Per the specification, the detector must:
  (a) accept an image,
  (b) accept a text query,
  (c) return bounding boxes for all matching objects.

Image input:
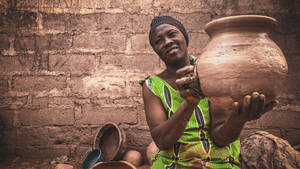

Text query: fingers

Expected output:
[249,92,265,119]
[256,94,265,115]
[232,102,239,116]
[175,76,194,88]
[237,92,276,121]
[264,100,279,112]
[181,89,200,104]
[241,95,251,117]
[176,65,194,78]
[179,88,198,98]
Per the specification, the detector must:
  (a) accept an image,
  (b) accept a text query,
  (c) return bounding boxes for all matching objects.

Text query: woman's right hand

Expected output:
[175,65,203,104]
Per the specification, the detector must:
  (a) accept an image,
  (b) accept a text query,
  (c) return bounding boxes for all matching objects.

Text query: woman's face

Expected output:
[151,24,188,66]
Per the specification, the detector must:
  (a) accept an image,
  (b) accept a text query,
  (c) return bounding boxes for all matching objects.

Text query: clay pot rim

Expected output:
[205,15,278,36]
[91,161,137,169]
[93,122,126,161]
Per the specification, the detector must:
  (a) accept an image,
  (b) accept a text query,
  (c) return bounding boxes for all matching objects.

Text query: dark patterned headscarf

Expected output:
[149,16,189,47]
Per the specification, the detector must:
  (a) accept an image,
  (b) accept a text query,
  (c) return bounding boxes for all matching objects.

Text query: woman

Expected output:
[141,16,278,169]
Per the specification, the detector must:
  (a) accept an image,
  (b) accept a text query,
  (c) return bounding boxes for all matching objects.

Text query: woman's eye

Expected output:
[155,39,162,45]
[169,32,177,37]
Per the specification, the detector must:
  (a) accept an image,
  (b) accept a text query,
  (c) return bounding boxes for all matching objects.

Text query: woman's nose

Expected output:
[164,37,173,48]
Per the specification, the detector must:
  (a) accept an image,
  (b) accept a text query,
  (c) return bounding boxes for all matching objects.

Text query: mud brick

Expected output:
[0,76,9,95]
[80,0,106,9]
[0,145,16,158]
[124,127,152,149]
[16,0,39,9]
[18,108,49,126]
[0,33,10,50]
[16,127,49,146]
[130,53,161,72]
[80,104,137,125]
[73,32,126,51]
[48,126,92,145]
[131,14,153,33]
[0,97,12,109]
[0,55,35,72]
[68,13,98,32]
[12,75,67,92]
[39,0,54,8]
[35,34,51,50]
[42,13,70,31]
[0,128,18,145]
[153,0,206,12]
[19,107,74,126]
[96,13,131,32]
[49,53,97,75]
[189,32,209,54]
[0,96,28,110]
[0,14,11,32]
[174,13,212,32]
[47,107,74,125]
[14,34,35,51]
[259,110,300,129]
[16,11,38,28]
[48,97,73,109]
[238,0,276,11]
[0,109,15,128]
[31,96,49,109]
[286,129,300,146]
[130,34,152,52]
[50,33,72,50]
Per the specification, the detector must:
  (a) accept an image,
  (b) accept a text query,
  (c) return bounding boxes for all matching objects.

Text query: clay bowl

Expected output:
[93,122,126,161]
[91,161,137,169]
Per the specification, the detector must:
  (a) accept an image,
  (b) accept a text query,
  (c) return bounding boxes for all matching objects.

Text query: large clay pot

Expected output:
[196,15,288,109]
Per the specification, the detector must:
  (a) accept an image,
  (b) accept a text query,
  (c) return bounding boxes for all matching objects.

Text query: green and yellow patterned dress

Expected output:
[145,76,240,169]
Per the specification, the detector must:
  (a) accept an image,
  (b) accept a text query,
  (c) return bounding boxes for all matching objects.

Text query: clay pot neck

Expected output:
[205,15,278,37]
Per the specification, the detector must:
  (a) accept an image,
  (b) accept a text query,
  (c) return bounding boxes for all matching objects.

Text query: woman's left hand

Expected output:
[231,92,278,122]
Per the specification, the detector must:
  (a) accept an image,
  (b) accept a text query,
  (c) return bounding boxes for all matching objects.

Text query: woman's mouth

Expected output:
[166,47,179,55]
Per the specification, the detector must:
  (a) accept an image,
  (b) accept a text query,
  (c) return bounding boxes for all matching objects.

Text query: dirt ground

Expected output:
[0,156,81,169]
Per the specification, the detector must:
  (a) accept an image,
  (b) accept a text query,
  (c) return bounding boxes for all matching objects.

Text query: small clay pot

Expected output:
[137,164,150,169]
[196,15,288,109]
[93,122,126,161]
[146,141,158,165]
[91,161,137,169]
[122,150,143,167]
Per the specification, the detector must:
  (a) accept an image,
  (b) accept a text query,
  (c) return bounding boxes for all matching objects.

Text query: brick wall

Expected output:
[0,0,299,160]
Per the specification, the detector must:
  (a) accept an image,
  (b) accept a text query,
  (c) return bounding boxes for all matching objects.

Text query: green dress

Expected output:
[145,76,240,169]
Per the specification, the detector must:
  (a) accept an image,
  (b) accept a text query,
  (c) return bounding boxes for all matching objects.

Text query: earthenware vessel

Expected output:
[122,150,143,167]
[91,161,137,169]
[196,15,288,109]
[146,141,158,165]
[93,122,126,161]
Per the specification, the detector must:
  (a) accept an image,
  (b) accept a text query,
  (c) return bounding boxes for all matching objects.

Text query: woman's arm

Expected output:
[142,83,198,150]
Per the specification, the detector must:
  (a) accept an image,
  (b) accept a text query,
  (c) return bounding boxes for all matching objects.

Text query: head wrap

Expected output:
[149,16,189,47]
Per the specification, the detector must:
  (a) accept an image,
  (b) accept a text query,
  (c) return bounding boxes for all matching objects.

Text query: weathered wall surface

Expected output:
[0,0,299,160]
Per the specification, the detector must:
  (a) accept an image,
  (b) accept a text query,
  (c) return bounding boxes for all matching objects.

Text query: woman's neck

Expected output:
[158,55,191,89]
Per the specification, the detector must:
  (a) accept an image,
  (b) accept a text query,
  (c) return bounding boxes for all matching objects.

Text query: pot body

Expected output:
[196,15,288,109]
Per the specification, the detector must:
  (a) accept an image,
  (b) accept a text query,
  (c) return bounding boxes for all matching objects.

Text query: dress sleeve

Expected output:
[145,76,161,98]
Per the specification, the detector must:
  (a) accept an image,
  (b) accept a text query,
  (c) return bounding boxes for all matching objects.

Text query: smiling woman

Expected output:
[141,15,285,169]
[141,16,243,169]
